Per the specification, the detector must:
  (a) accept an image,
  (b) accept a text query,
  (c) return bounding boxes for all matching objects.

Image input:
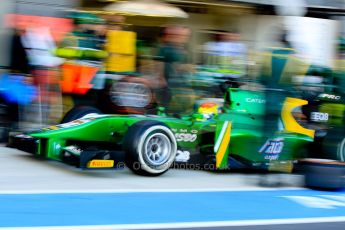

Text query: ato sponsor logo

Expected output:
[259,138,284,160]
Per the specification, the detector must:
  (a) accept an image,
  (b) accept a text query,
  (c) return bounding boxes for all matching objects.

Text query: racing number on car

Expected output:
[175,150,191,162]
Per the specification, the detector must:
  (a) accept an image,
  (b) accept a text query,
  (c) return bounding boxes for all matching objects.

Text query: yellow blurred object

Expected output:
[106,54,136,72]
[268,160,294,173]
[106,30,136,72]
[106,30,136,54]
[335,59,345,71]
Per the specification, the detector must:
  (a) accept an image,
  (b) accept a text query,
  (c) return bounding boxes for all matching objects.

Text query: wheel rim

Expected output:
[144,133,171,166]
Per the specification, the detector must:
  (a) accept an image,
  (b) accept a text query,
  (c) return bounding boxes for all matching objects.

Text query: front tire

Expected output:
[61,106,102,123]
[123,121,177,176]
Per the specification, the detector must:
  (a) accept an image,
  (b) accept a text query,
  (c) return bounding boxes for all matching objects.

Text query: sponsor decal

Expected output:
[59,119,89,128]
[87,160,114,168]
[172,129,198,142]
[246,98,266,104]
[319,93,341,100]
[43,118,96,131]
[175,133,197,142]
[310,112,329,122]
[175,150,191,162]
[64,146,82,155]
[259,138,284,160]
[172,129,198,134]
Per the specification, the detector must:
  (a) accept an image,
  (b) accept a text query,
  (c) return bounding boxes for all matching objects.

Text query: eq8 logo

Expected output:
[311,112,329,122]
[259,138,284,160]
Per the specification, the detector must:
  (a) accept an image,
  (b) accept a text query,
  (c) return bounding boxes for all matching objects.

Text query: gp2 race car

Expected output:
[10,87,317,176]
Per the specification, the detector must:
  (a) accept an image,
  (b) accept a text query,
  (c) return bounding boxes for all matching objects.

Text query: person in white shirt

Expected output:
[21,27,64,126]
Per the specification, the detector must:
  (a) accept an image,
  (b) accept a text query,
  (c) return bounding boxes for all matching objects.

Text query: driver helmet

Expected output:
[197,102,220,121]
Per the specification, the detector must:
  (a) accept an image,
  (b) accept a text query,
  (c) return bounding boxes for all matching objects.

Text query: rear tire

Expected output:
[302,159,345,190]
[61,106,102,123]
[337,137,345,162]
[123,120,177,176]
[320,127,345,161]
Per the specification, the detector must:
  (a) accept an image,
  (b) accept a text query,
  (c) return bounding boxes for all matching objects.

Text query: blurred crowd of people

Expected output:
[1,10,344,136]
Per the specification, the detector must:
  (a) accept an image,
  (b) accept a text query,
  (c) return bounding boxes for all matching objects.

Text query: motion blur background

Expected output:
[0,0,344,136]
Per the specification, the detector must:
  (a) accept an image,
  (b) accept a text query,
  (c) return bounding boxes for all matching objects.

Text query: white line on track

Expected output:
[0,187,305,195]
[1,217,345,230]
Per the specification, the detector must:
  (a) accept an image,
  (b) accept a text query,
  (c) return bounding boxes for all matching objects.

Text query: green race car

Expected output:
[10,87,316,176]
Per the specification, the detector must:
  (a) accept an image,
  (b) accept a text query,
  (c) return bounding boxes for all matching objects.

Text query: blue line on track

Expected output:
[0,189,344,227]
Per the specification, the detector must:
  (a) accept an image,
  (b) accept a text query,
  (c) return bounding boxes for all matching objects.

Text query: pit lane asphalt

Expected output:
[0,146,303,191]
[0,146,344,230]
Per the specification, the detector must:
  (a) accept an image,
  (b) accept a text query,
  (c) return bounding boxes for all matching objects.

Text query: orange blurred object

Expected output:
[60,63,98,95]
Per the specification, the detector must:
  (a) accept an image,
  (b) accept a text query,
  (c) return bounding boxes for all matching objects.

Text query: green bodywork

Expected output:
[28,88,314,172]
